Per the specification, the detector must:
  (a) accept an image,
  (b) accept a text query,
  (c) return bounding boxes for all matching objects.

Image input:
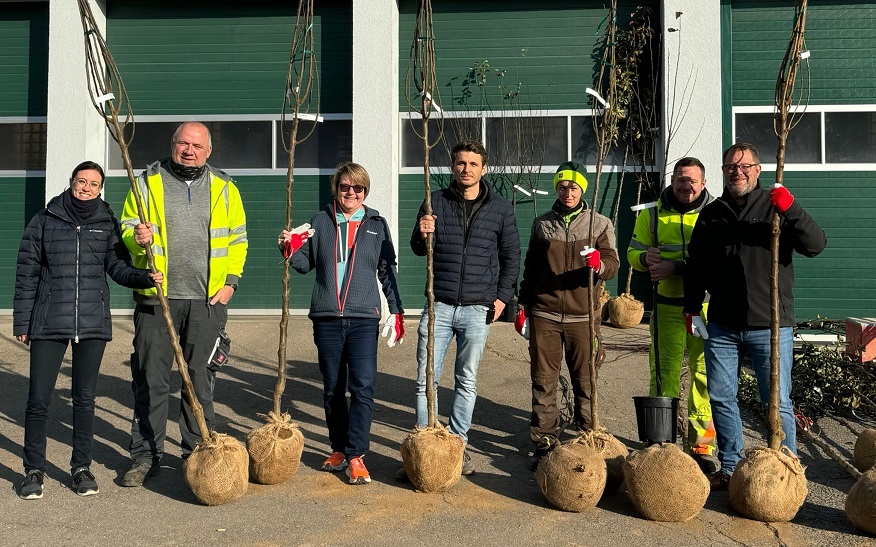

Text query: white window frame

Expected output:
[399,108,637,175]
[0,116,48,177]
[732,104,876,171]
[103,113,353,178]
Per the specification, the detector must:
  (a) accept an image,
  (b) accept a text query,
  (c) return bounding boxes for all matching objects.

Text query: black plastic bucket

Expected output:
[633,396,679,444]
[499,296,518,323]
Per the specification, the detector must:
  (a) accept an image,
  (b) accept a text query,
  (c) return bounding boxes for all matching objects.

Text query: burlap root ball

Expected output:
[623,443,709,522]
[535,441,607,512]
[846,467,876,534]
[729,446,808,522]
[246,412,305,485]
[608,293,645,329]
[400,424,465,493]
[575,429,628,493]
[598,286,611,322]
[184,433,249,506]
[854,429,876,473]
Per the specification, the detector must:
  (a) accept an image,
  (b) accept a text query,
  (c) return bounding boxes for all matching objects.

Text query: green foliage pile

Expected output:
[738,343,875,420]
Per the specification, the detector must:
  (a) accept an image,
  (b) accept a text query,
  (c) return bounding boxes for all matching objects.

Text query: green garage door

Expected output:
[104,1,352,310]
[0,3,48,309]
[397,1,657,312]
[725,1,876,320]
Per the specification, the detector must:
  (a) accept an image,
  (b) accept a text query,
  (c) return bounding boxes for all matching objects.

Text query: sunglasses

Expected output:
[338,183,366,194]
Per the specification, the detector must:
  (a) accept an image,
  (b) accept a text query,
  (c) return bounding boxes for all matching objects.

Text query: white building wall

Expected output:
[45,0,108,200]
[661,2,724,196]
[352,0,400,243]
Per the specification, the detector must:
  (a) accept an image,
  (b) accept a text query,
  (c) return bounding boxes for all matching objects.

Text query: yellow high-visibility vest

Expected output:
[120,162,247,299]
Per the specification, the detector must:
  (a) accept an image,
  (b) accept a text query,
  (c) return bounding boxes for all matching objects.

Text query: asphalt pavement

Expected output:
[0,315,871,547]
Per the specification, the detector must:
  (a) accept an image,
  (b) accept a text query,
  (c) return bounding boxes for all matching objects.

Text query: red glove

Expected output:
[381,313,405,347]
[515,308,530,340]
[279,223,315,259]
[580,246,601,270]
[684,313,709,340]
[770,184,794,213]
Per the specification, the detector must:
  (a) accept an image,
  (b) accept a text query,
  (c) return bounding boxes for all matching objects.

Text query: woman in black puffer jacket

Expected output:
[13,161,161,500]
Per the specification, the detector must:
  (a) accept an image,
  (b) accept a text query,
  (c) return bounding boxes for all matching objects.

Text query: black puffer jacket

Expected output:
[13,191,155,341]
[410,180,520,306]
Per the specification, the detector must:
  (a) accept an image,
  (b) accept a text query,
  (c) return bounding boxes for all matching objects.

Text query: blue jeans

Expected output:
[704,322,796,474]
[312,317,379,460]
[415,302,491,444]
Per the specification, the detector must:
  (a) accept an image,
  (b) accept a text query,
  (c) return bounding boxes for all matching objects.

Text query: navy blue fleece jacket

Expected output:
[291,202,403,319]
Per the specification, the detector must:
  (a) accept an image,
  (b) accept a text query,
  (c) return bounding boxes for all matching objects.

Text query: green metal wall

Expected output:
[2,177,48,309]
[398,0,656,111]
[106,0,352,114]
[104,174,329,310]
[100,1,352,310]
[728,0,876,106]
[725,1,876,320]
[0,4,48,309]
[397,0,657,311]
[0,2,48,117]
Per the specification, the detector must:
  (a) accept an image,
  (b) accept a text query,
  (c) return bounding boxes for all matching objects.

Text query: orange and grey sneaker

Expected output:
[345,456,371,485]
[321,451,347,472]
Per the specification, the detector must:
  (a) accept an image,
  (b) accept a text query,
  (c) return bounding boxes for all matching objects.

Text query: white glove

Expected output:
[580,246,601,270]
[686,313,710,340]
[381,313,405,347]
[279,223,315,259]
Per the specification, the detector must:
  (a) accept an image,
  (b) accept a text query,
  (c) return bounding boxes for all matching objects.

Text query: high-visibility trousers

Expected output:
[649,302,716,455]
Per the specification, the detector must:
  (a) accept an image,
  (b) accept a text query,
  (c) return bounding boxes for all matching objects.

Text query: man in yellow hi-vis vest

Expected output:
[119,122,247,487]
[627,157,718,475]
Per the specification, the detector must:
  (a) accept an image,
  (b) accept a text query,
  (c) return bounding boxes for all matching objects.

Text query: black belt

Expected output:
[656,295,685,307]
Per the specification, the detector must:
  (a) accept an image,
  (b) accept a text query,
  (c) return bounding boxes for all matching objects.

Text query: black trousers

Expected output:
[128,300,225,462]
[24,339,107,474]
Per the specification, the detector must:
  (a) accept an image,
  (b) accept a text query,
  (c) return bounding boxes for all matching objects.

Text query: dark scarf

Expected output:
[169,160,207,181]
[551,198,585,217]
[62,188,101,225]
[665,188,706,214]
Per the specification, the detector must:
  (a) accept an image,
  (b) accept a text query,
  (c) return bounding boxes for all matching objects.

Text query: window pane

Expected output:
[276,119,352,169]
[0,123,46,170]
[570,117,625,165]
[825,112,876,163]
[734,113,820,163]
[402,118,481,168]
[111,121,273,170]
[208,121,272,168]
[486,117,567,166]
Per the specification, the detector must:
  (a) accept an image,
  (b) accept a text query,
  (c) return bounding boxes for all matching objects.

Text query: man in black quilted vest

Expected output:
[408,140,520,475]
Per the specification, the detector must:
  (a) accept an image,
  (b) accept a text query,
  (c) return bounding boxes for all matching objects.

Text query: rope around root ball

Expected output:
[400,424,464,493]
[184,433,249,506]
[247,411,304,485]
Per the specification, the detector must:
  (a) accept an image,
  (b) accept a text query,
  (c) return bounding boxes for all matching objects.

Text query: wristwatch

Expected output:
[226,283,238,291]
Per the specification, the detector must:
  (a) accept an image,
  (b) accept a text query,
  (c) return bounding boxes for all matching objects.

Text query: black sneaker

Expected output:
[394,466,409,482]
[709,471,732,491]
[72,467,99,496]
[461,451,475,476]
[693,453,721,476]
[19,470,44,500]
[529,437,558,471]
[121,460,160,487]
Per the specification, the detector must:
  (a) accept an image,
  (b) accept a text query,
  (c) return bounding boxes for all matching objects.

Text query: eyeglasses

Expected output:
[721,163,759,174]
[73,178,101,190]
[338,184,366,194]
